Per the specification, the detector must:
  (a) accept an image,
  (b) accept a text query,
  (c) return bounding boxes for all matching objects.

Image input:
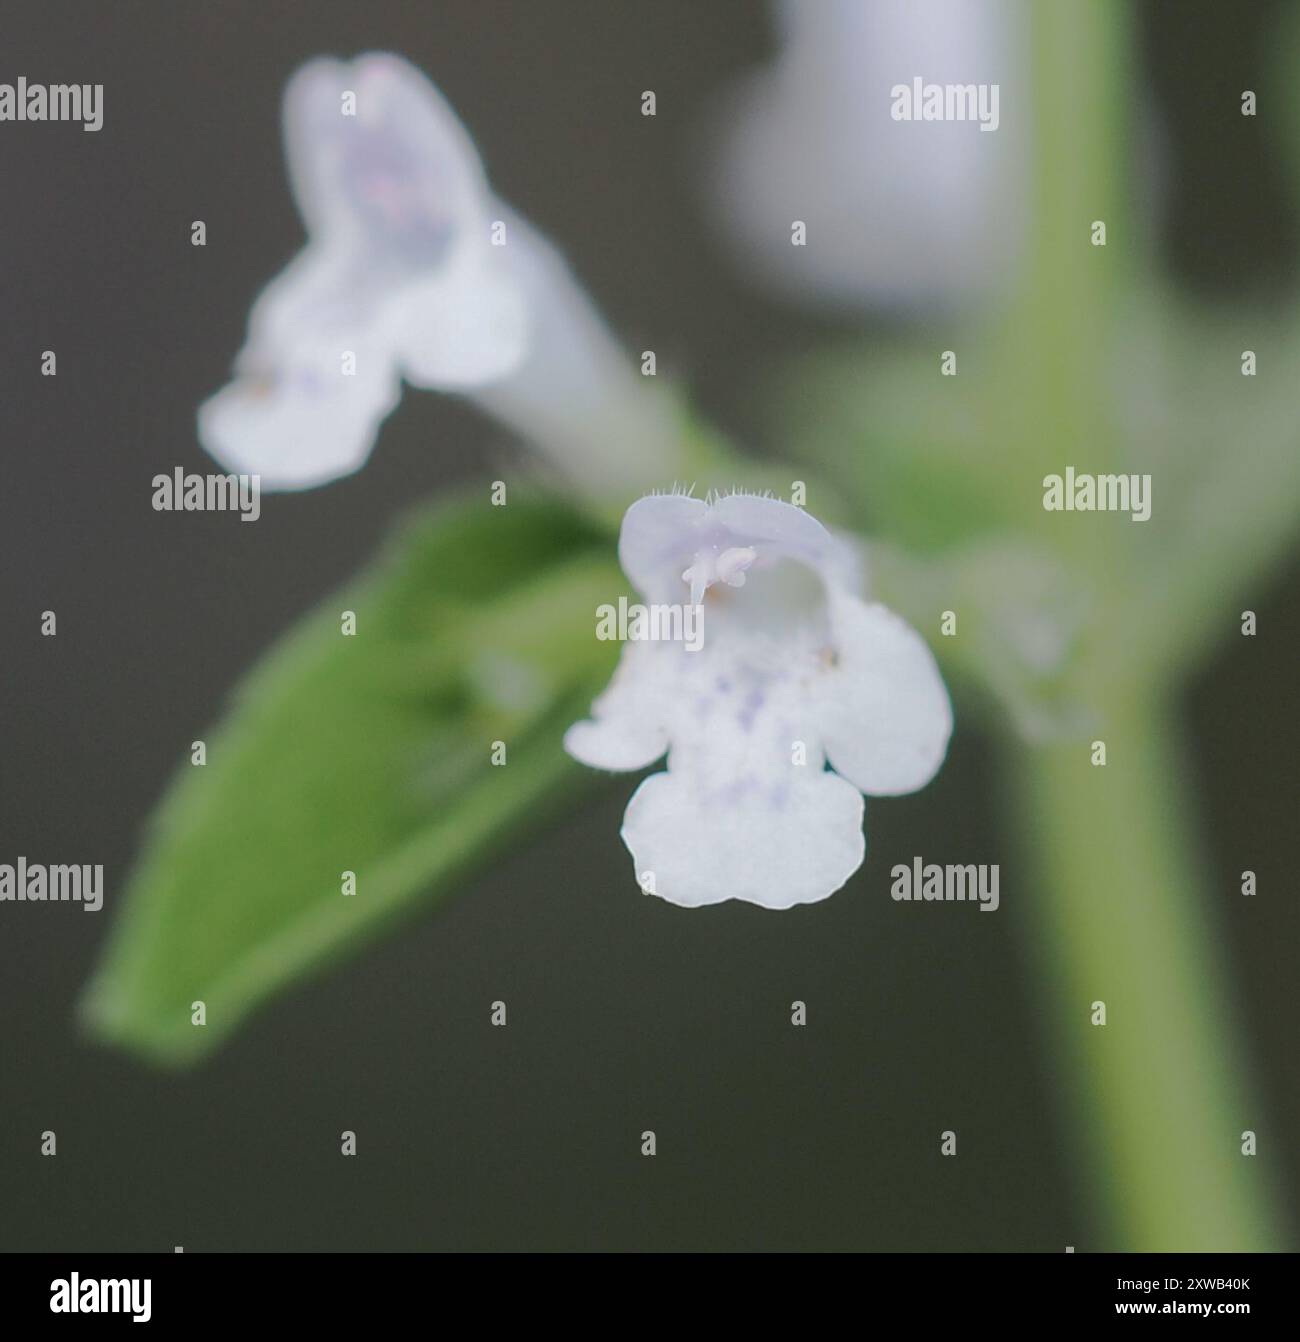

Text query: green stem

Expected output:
[998,0,1130,537]
[1012,691,1283,1249]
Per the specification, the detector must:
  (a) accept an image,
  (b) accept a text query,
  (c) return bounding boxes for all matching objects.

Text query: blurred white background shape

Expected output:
[706,0,1030,314]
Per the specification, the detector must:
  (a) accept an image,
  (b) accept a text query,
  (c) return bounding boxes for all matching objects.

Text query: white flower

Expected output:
[565,493,952,908]
[706,0,1027,313]
[200,53,676,493]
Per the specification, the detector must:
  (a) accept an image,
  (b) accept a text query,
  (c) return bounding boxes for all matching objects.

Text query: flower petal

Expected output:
[617,494,710,600]
[818,589,953,795]
[563,641,671,771]
[573,606,870,907]
[711,492,837,574]
[622,767,865,908]
[617,491,845,606]
[198,337,400,490]
[284,53,488,264]
[199,240,404,488]
[389,248,528,390]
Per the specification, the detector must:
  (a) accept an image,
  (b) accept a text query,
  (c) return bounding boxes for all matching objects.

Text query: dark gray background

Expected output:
[1,0,1296,1251]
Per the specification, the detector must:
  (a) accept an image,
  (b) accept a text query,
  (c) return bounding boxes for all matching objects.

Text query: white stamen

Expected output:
[716,546,757,587]
[681,553,711,606]
[682,544,759,604]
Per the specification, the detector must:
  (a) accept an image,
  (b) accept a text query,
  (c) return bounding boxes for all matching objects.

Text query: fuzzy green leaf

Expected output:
[80,493,621,1064]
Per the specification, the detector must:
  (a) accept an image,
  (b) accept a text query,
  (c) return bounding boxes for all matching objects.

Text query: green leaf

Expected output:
[80,492,622,1065]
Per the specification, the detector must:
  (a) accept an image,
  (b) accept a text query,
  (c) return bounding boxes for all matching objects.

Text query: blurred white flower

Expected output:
[706,0,1028,313]
[565,493,952,908]
[200,53,675,493]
